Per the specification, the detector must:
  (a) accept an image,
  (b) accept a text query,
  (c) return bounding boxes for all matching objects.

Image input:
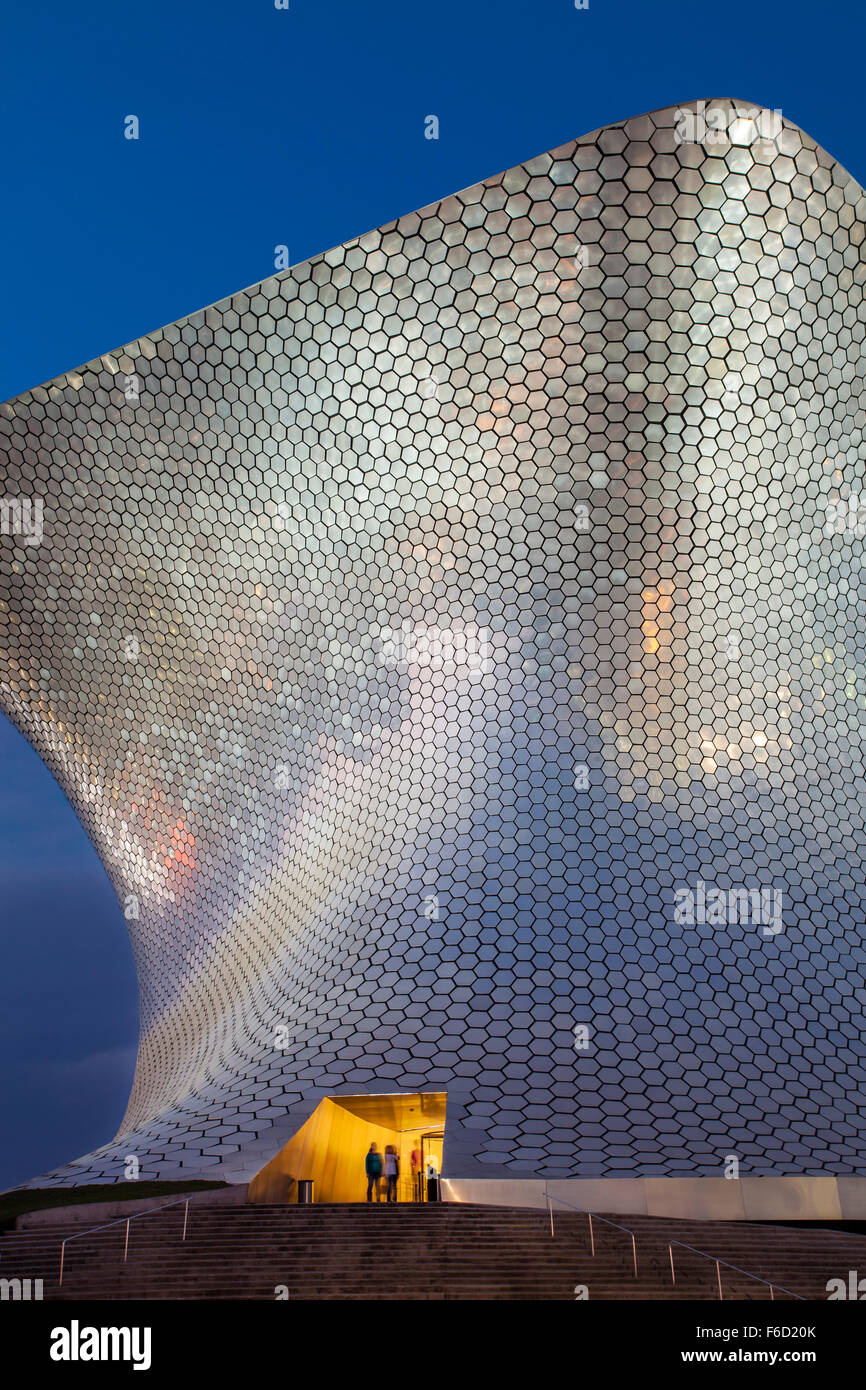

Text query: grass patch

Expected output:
[0,1180,230,1233]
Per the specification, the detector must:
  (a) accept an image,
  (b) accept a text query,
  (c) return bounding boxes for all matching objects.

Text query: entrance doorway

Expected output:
[419,1129,444,1202]
[248,1091,447,1204]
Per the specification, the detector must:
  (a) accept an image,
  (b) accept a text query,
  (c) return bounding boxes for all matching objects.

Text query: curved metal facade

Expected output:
[2,99,865,1185]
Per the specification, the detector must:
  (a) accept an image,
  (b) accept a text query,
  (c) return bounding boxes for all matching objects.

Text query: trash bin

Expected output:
[297,1179,314,1204]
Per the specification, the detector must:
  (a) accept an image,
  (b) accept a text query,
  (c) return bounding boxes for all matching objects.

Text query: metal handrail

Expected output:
[545,1188,638,1276]
[667,1237,806,1302]
[543,1187,806,1300]
[58,1195,192,1286]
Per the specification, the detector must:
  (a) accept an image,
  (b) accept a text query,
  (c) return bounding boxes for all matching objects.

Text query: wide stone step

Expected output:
[3,1202,860,1300]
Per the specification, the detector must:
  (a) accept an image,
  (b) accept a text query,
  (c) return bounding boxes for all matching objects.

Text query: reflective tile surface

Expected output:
[2,99,865,1184]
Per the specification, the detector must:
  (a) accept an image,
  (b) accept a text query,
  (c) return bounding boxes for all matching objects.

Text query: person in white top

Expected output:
[384,1144,400,1202]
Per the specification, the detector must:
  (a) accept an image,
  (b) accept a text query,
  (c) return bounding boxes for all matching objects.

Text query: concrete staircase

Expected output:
[2,1202,864,1300]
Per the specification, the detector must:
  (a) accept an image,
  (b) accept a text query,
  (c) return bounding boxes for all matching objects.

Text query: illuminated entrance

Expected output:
[248,1092,447,1203]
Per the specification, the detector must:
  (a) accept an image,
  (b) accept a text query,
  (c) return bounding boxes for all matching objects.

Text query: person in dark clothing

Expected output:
[384,1144,400,1202]
[365,1142,383,1202]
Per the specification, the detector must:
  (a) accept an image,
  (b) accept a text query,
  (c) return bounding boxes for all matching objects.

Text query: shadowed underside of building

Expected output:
[2,98,865,1206]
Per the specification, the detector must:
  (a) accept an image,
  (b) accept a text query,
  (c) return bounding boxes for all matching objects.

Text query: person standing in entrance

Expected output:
[410,1146,422,1202]
[365,1142,383,1202]
[384,1144,400,1202]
